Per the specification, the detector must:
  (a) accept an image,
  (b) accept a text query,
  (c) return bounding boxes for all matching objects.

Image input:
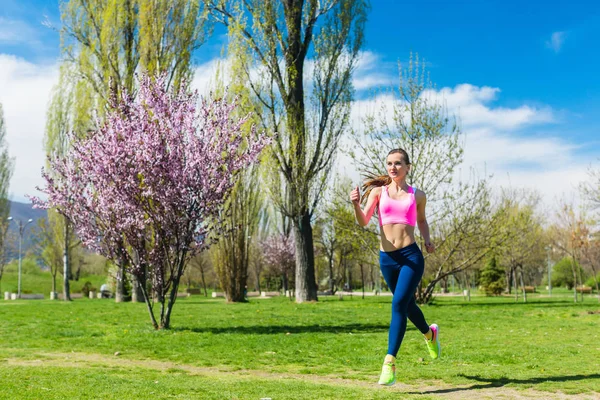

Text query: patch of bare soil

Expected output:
[5,352,599,399]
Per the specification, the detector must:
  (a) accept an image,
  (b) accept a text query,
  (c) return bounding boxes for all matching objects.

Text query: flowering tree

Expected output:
[261,233,295,294]
[33,74,270,329]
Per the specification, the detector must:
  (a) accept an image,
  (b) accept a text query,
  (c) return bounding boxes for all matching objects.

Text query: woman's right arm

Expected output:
[350,186,381,227]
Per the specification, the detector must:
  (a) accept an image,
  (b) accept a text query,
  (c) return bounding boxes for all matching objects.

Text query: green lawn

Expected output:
[0,270,106,295]
[0,293,599,399]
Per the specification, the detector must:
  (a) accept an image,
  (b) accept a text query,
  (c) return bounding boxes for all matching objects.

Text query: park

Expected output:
[1,0,600,399]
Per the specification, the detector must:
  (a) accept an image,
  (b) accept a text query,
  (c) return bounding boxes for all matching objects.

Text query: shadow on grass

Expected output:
[441,300,596,308]
[407,373,600,395]
[172,322,391,335]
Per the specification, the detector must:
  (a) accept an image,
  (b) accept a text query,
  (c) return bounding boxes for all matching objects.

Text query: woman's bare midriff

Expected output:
[380,223,415,252]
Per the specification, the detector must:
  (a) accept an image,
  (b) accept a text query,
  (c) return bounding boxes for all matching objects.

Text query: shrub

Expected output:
[479,256,505,296]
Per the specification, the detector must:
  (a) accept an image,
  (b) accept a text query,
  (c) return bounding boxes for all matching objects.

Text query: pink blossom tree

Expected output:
[261,233,295,295]
[33,74,270,329]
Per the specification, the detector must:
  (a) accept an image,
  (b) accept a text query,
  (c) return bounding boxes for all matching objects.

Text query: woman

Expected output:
[350,148,441,386]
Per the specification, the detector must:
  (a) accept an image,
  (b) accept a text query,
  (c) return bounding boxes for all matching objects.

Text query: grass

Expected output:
[0,291,599,399]
[0,270,106,295]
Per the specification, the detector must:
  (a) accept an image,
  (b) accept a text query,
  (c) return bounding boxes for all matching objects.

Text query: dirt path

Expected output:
[5,352,599,400]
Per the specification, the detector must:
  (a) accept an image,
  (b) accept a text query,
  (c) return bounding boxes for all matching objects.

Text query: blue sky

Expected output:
[0,0,599,205]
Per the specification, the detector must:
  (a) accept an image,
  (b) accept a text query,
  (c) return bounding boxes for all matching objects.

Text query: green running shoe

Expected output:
[425,323,441,359]
[377,362,396,386]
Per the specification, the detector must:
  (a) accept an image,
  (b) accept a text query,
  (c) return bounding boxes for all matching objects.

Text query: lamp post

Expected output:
[8,217,33,298]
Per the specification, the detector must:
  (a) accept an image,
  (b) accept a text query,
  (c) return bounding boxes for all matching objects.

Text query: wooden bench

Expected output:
[523,286,536,293]
[186,288,202,295]
[577,286,593,294]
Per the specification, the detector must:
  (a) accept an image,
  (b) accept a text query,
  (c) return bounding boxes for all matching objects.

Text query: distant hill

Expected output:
[5,200,48,260]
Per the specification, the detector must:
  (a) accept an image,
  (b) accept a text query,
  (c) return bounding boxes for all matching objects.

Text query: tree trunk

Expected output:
[63,221,71,301]
[131,274,145,302]
[513,266,518,302]
[294,212,318,302]
[360,263,365,299]
[200,262,208,297]
[571,259,578,303]
[136,270,158,330]
[328,252,334,294]
[115,259,126,303]
[578,263,584,302]
[519,266,527,303]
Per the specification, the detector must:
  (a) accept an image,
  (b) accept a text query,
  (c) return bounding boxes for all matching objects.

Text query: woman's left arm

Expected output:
[416,190,435,253]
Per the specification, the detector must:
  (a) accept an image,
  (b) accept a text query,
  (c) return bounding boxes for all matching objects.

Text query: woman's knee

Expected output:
[391,296,411,314]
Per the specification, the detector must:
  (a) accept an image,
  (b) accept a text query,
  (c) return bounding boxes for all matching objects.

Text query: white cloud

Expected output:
[546,31,567,53]
[425,84,555,130]
[0,54,58,203]
[341,82,589,209]
[0,17,41,46]
[352,51,395,91]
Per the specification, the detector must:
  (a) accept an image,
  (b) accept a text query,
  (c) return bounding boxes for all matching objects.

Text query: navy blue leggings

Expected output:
[380,242,430,357]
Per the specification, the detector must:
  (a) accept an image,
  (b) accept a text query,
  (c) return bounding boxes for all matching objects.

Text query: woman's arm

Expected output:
[351,186,381,227]
[416,190,435,253]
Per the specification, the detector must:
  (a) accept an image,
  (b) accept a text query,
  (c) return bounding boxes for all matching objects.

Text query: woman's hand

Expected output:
[424,241,435,253]
[350,186,360,205]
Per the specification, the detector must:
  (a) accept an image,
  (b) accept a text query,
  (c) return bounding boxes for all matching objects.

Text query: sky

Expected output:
[0,0,599,210]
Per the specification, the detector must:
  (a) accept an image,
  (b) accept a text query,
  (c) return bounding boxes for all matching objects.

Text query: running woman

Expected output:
[350,148,441,386]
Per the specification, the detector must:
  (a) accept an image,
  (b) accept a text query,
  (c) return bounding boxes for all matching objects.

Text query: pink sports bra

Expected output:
[378,185,417,227]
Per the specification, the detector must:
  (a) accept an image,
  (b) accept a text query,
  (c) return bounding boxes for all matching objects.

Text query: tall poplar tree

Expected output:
[206,0,370,302]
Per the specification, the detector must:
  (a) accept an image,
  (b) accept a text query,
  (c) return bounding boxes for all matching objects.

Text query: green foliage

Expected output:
[479,256,505,296]
[584,272,600,289]
[4,255,42,275]
[552,257,584,289]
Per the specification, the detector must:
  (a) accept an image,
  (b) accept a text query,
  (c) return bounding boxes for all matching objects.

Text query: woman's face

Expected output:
[386,153,409,179]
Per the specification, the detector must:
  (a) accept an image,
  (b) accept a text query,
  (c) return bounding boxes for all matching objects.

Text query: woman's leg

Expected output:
[407,296,430,334]
[386,259,424,357]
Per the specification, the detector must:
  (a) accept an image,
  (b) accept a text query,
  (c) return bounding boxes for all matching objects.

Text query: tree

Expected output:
[0,103,14,295]
[206,0,369,302]
[479,256,504,296]
[551,203,590,302]
[34,75,270,329]
[184,250,211,296]
[261,233,295,296]
[580,230,600,301]
[48,0,212,301]
[35,212,63,297]
[495,189,546,302]
[551,257,583,290]
[213,167,264,302]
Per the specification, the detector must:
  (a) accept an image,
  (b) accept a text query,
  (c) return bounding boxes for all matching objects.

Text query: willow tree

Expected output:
[206,0,369,302]
[0,103,13,295]
[45,0,211,301]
